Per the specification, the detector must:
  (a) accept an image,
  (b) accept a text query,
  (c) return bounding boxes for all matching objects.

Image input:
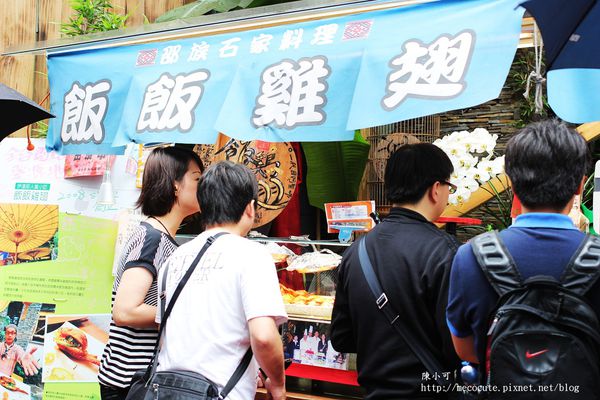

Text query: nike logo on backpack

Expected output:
[525,349,548,359]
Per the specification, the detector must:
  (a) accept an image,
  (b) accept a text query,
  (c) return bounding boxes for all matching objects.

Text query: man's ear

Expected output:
[576,176,586,195]
[244,200,256,219]
[429,181,441,203]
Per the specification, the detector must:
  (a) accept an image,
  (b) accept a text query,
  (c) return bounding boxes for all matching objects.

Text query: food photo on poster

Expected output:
[0,301,56,400]
[42,315,110,383]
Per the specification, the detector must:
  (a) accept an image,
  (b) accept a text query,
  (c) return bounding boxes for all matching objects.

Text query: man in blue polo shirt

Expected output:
[446,119,598,368]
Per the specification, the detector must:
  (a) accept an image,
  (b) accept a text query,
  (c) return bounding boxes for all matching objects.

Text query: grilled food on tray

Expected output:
[279,284,334,306]
[54,327,100,365]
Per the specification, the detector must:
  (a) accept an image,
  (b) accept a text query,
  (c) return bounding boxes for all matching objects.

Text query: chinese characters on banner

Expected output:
[46,0,524,155]
[137,70,210,132]
[253,57,330,129]
[61,81,111,146]
[382,31,474,110]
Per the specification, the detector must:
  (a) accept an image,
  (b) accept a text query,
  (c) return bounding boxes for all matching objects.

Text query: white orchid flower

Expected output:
[458,154,478,169]
[473,163,492,183]
[490,155,505,175]
[451,186,474,204]
[434,127,505,204]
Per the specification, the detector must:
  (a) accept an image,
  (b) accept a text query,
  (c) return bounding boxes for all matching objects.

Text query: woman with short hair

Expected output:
[98,146,203,400]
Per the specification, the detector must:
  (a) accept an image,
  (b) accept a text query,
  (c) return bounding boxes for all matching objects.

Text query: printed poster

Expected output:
[324,200,376,233]
[64,155,115,178]
[0,301,56,400]
[0,138,139,220]
[0,213,117,399]
[282,320,349,370]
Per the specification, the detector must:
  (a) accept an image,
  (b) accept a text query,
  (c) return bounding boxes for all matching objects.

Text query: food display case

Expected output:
[250,236,363,399]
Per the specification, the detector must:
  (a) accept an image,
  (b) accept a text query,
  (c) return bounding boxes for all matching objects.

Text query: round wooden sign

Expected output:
[193,143,216,170]
[195,136,297,228]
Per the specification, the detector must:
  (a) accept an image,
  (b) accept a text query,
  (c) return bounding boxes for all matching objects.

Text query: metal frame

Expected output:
[2,0,436,56]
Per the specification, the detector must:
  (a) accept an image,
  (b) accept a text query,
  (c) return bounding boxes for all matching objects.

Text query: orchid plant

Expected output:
[434,128,505,205]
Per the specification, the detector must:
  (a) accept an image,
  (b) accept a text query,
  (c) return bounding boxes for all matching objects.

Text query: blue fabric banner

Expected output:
[46,0,524,155]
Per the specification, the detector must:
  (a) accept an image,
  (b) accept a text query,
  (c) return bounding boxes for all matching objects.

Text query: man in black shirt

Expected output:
[331,143,461,399]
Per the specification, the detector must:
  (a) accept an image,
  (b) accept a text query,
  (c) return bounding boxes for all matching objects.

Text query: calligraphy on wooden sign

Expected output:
[194,134,297,227]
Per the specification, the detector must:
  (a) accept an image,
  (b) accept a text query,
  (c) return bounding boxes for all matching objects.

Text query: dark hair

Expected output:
[385,143,453,204]
[505,119,591,211]
[198,161,258,227]
[136,146,204,216]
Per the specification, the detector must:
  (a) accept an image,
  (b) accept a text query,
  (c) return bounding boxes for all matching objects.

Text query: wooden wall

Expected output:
[0,0,195,137]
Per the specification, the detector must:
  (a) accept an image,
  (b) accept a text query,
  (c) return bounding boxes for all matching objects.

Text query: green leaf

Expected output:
[155,0,221,23]
[582,203,596,235]
[302,131,370,210]
[245,0,298,7]
[213,0,246,12]
[155,0,301,23]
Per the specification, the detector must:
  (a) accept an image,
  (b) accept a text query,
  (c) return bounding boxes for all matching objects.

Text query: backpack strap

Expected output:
[560,234,600,296]
[471,231,522,296]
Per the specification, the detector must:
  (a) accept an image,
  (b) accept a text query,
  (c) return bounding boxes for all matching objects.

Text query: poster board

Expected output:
[324,201,376,233]
[0,136,120,399]
[0,139,139,220]
[0,213,116,399]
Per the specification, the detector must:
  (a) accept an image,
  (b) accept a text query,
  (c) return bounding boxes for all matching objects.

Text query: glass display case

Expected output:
[249,236,363,399]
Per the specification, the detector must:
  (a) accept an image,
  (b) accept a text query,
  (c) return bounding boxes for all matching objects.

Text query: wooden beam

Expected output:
[578,121,600,142]
[441,174,510,219]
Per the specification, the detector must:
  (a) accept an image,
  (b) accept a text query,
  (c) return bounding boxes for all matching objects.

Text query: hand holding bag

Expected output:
[126,232,253,400]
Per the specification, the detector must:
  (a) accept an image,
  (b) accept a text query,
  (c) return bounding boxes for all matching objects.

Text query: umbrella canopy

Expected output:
[521,0,600,123]
[18,247,51,261]
[0,204,58,257]
[0,83,55,140]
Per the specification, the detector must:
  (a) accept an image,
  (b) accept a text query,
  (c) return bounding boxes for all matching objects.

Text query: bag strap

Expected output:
[357,237,449,387]
[560,234,600,295]
[145,232,228,380]
[219,348,253,399]
[471,231,522,296]
[145,232,253,398]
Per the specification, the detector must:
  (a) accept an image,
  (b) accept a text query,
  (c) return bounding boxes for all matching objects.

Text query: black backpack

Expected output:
[471,231,600,400]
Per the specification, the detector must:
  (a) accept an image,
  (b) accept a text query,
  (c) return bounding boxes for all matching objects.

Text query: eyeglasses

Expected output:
[442,181,457,194]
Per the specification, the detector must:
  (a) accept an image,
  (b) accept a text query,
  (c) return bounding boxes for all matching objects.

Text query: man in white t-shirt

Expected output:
[157,161,287,400]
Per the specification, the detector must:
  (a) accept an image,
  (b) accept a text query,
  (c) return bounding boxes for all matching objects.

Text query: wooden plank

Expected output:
[578,121,600,142]
[0,0,38,138]
[33,0,67,106]
[123,0,147,28]
[144,0,197,23]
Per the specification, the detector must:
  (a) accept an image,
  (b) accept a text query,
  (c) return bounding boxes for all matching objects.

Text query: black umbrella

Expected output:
[0,83,55,141]
[520,0,600,123]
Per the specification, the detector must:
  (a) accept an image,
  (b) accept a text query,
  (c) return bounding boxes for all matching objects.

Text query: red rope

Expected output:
[26,91,51,152]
